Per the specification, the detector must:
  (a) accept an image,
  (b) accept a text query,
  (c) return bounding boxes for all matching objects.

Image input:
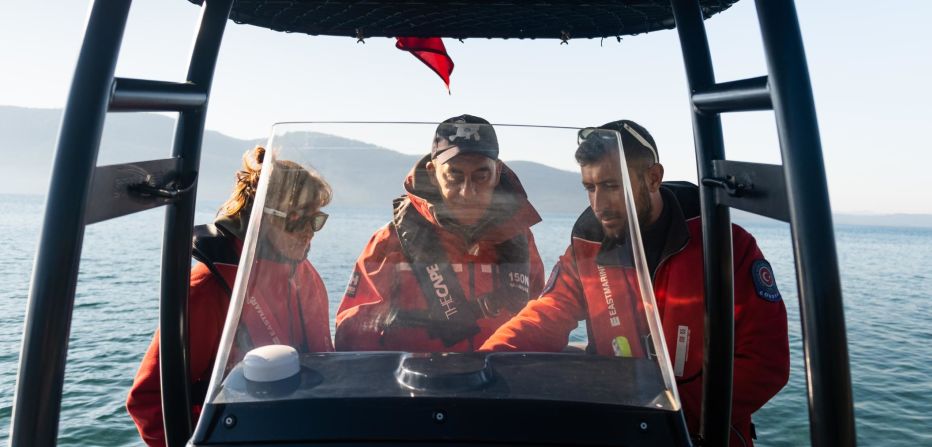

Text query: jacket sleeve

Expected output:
[334,225,400,351]
[730,226,791,421]
[126,264,229,446]
[126,329,167,447]
[525,229,546,298]
[479,245,587,352]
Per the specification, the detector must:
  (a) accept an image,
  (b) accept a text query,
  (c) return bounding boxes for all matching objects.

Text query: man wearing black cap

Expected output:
[481,120,790,446]
[334,115,546,352]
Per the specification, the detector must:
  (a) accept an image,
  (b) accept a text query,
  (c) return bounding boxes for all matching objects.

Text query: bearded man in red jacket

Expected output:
[480,120,789,447]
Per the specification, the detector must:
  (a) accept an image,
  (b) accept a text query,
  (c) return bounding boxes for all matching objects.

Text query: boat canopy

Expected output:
[185,0,739,39]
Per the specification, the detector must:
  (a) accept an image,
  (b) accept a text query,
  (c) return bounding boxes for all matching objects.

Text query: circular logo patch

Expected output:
[751,259,781,302]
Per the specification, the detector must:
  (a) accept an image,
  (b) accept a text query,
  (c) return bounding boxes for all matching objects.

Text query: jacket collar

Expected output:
[215,209,249,241]
[572,186,691,267]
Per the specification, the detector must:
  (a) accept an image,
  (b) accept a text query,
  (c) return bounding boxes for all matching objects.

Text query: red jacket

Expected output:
[481,187,789,446]
[126,227,332,447]
[334,157,545,352]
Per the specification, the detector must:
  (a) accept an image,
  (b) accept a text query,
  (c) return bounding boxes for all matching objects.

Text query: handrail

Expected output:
[159,1,234,446]
[670,1,736,444]
[755,1,856,445]
[109,77,207,112]
[692,76,772,113]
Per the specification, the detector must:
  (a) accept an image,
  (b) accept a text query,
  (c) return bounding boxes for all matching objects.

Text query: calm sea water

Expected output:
[1,193,930,446]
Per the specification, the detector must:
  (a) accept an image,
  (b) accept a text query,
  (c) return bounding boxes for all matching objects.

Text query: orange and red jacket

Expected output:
[126,226,332,447]
[481,187,789,446]
[334,156,546,352]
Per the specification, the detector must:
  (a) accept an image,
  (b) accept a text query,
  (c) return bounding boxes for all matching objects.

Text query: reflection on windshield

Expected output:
[205,119,680,413]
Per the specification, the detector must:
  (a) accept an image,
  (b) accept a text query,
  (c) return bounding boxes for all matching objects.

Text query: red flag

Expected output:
[395,37,454,93]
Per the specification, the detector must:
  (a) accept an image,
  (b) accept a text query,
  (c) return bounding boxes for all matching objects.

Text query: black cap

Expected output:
[431,114,499,164]
[596,119,658,163]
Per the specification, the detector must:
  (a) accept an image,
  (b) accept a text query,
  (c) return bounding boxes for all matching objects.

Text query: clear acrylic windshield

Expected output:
[205,122,680,413]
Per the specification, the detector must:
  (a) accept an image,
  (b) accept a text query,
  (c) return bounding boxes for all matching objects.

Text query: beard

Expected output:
[603,177,653,240]
[635,178,653,230]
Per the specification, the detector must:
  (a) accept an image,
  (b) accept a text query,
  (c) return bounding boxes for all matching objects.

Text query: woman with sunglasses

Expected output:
[126,146,334,447]
[237,158,334,354]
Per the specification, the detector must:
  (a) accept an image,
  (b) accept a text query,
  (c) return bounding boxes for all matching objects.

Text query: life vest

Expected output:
[334,156,545,353]
[189,223,243,405]
[388,198,531,347]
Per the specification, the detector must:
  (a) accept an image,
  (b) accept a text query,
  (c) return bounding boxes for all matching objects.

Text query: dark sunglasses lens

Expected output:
[282,212,326,233]
[312,213,328,232]
[282,211,307,233]
[577,127,596,144]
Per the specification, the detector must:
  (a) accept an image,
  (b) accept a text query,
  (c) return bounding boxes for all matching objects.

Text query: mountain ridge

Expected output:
[5,105,931,228]
[1,105,586,213]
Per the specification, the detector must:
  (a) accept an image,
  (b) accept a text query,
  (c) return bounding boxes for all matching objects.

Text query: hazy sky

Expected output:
[1,0,930,214]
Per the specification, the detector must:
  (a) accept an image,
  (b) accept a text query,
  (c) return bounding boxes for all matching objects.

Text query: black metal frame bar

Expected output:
[754,1,856,445]
[692,76,772,114]
[9,1,134,446]
[9,0,233,445]
[672,0,856,446]
[109,77,208,112]
[669,1,735,446]
[159,1,233,446]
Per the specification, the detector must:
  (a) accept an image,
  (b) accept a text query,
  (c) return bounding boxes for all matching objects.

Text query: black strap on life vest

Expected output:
[390,198,531,347]
[190,223,253,404]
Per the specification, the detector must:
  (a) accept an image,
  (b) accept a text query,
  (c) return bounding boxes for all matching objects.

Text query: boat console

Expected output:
[195,352,688,445]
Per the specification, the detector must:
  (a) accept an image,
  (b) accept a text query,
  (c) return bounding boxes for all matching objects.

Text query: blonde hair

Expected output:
[220,146,265,218]
[220,146,333,218]
[266,159,333,211]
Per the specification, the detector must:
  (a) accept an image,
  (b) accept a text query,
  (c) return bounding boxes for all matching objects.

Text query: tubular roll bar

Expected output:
[692,76,772,114]
[9,2,134,445]
[109,77,208,112]
[755,1,856,445]
[160,2,233,445]
[8,0,233,446]
[669,2,735,445]
[671,0,856,446]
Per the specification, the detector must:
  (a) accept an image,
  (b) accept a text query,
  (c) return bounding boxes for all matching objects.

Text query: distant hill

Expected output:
[5,106,930,229]
[1,106,586,214]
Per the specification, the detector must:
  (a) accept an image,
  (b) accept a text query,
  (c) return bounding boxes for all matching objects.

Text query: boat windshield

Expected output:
[204,121,680,416]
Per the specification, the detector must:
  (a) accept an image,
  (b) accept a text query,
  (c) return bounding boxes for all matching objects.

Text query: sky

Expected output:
[1,0,930,214]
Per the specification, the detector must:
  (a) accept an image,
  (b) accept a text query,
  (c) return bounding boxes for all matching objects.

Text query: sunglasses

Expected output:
[263,207,328,233]
[577,124,658,164]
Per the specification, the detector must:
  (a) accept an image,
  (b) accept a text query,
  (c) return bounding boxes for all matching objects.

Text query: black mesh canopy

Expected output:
[187,0,739,39]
